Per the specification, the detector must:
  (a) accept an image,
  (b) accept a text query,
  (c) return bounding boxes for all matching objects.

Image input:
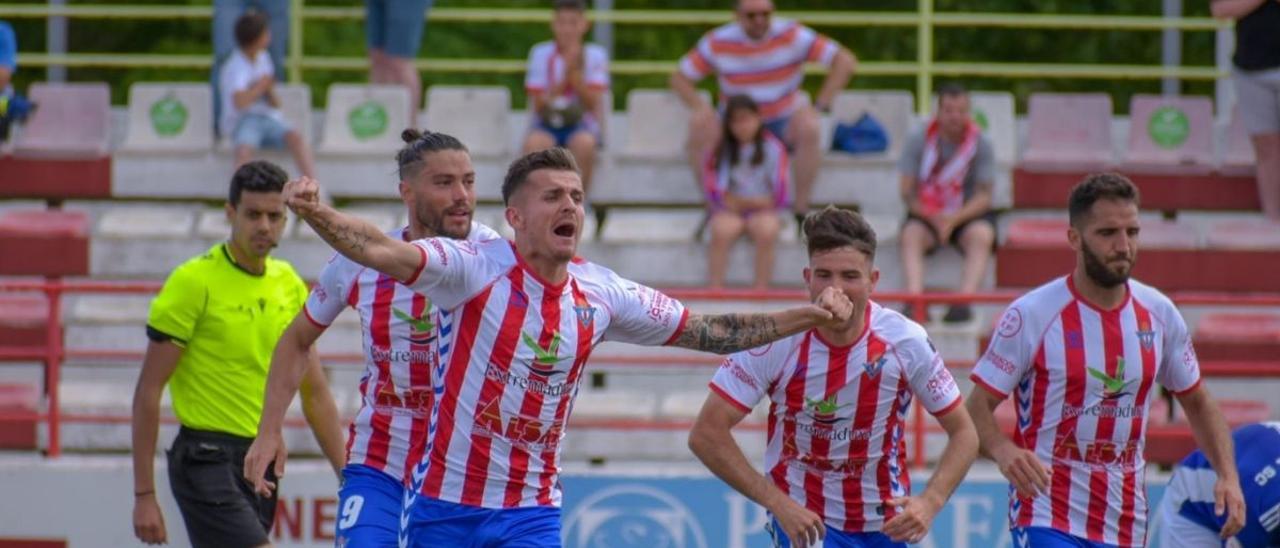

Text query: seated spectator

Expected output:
[0,20,34,142]
[705,95,789,290]
[522,0,608,197]
[219,10,315,178]
[898,83,995,323]
[671,0,856,224]
[212,0,288,139]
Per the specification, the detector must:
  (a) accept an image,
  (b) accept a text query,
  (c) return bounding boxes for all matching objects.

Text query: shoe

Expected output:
[943,304,973,323]
[900,303,929,323]
[794,211,807,238]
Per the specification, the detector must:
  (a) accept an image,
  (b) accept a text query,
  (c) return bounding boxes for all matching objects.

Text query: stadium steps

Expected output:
[1194,313,1280,362]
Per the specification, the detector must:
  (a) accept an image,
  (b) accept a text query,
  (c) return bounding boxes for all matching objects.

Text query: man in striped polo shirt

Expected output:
[282,147,856,546]
[671,0,858,223]
[690,206,979,547]
[966,173,1245,547]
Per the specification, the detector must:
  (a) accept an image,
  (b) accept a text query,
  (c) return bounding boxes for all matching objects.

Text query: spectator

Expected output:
[366,0,431,121]
[219,11,316,178]
[523,0,609,197]
[671,0,857,225]
[213,0,288,138]
[897,83,995,323]
[1212,0,1280,222]
[0,21,13,94]
[705,95,789,290]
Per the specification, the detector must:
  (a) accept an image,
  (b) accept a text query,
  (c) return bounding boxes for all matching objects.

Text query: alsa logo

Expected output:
[804,394,849,425]
[1052,432,1140,468]
[474,396,563,450]
[522,330,571,377]
[1087,357,1132,400]
[392,306,436,345]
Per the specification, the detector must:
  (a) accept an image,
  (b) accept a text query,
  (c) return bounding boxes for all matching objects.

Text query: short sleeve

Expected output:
[798,26,838,66]
[678,35,714,81]
[147,265,206,347]
[601,277,689,346]
[971,305,1035,399]
[303,254,356,328]
[405,237,506,311]
[897,128,925,179]
[524,44,547,93]
[1156,307,1201,395]
[708,349,777,415]
[899,335,961,415]
[468,222,502,242]
[0,22,15,72]
[585,45,610,89]
[972,135,997,188]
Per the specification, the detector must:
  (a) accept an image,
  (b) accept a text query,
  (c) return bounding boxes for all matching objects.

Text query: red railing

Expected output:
[2,279,1279,464]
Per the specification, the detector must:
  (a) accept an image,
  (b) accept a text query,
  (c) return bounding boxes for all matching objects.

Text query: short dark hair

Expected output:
[802,205,877,261]
[553,0,587,12]
[502,147,579,205]
[937,82,968,102]
[229,160,288,206]
[1068,172,1141,227]
[396,128,468,181]
[234,10,269,49]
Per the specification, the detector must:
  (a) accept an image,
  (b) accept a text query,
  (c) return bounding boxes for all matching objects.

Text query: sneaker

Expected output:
[943,304,973,323]
[900,303,930,323]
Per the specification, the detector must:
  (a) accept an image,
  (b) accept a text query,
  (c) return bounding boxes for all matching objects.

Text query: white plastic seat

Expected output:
[424,85,512,159]
[119,83,215,153]
[317,84,412,156]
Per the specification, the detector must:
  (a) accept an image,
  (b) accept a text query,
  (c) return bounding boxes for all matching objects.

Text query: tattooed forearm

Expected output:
[671,313,783,355]
[299,207,419,280]
[305,210,375,257]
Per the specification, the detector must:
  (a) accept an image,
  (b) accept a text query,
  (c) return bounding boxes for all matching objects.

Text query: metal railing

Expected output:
[0,1,1232,112]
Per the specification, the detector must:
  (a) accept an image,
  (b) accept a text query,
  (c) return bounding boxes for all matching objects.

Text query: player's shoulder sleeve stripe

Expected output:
[931,395,963,417]
[709,382,753,415]
[971,373,1009,399]
[401,242,429,286]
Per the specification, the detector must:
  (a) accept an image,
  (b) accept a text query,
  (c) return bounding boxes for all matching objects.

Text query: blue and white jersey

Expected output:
[1176,422,1280,547]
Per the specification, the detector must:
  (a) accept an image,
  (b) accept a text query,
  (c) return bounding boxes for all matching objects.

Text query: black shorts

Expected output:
[903,211,998,254]
[167,426,278,548]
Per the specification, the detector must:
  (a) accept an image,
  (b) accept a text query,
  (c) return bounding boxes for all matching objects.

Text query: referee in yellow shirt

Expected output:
[130,161,346,547]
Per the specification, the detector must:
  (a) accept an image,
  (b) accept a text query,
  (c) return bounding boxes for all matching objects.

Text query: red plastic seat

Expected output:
[0,293,51,349]
[1003,218,1069,247]
[0,383,39,450]
[0,210,90,276]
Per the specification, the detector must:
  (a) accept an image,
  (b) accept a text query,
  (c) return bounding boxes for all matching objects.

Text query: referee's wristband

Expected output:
[134,489,155,498]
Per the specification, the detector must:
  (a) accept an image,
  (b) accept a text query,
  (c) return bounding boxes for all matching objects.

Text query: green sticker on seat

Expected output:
[348,101,388,141]
[150,97,188,137]
[973,108,989,131]
[1148,106,1189,149]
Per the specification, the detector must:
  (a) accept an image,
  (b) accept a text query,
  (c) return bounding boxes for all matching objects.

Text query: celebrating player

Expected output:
[242,130,499,546]
[966,173,1245,547]
[282,147,855,546]
[689,206,979,547]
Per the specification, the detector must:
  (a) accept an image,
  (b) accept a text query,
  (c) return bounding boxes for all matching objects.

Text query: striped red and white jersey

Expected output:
[710,302,961,533]
[972,275,1202,547]
[678,18,838,122]
[402,237,688,508]
[302,222,500,484]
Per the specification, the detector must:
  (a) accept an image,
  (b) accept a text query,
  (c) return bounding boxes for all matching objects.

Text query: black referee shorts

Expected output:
[167,426,278,548]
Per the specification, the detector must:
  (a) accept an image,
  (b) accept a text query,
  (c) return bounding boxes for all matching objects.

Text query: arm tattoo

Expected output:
[305,210,376,260]
[671,313,782,355]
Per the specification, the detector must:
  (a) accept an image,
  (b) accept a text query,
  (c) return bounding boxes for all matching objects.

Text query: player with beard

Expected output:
[966,173,1244,547]
[243,130,499,546]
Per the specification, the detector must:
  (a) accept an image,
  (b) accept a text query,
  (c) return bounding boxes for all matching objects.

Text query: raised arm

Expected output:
[1176,384,1246,538]
[669,287,852,354]
[131,340,182,545]
[284,176,423,282]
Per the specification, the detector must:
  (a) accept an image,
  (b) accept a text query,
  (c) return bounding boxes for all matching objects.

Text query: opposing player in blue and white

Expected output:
[1159,421,1279,547]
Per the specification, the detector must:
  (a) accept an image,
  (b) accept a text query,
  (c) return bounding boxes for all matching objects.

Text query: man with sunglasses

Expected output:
[672,0,858,226]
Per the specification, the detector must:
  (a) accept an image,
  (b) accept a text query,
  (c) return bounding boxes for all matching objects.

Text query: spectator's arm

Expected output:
[900,173,929,218]
[1211,0,1267,18]
[815,47,857,112]
[950,182,992,226]
[233,76,271,110]
[670,71,711,112]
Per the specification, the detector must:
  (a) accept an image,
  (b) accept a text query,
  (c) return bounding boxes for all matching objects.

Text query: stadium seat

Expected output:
[1204,219,1280,250]
[0,293,52,349]
[69,295,152,325]
[618,89,701,161]
[1021,93,1113,170]
[213,83,312,150]
[572,389,658,420]
[1194,312,1280,362]
[824,90,915,165]
[317,84,412,155]
[1221,105,1256,175]
[119,83,214,153]
[0,383,39,450]
[96,207,195,240]
[598,209,704,243]
[1123,94,1214,172]
[12,82,111,158]
[0,209,90,276]
[424,85,512,159]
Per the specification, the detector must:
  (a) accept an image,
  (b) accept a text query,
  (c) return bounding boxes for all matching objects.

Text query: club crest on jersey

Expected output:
[1087,356,1133,400]
[574,304,596,328]
[804,394,850,425]
[864,353,887,378]
[1136,322,1155,350]
[521,330,571,377]
[1065,330,1085,350]
[392,306,436,345]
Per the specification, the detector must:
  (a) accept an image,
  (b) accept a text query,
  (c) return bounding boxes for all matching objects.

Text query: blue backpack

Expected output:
[831,112,889,154]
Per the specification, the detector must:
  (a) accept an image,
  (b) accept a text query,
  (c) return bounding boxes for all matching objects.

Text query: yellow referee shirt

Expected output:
[147,243,309,438]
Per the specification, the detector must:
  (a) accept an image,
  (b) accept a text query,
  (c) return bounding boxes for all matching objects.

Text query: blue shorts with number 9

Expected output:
[336,464,406,547]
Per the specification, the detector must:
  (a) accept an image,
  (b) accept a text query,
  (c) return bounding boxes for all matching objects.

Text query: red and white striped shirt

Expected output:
[679,18,838,121]
[710,302,961,533]
[302,222,500,484]
[972,276,1202,547]
[402,237,688,508]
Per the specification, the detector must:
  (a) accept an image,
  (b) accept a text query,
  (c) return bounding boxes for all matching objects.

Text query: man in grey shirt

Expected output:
[897,83,996,323]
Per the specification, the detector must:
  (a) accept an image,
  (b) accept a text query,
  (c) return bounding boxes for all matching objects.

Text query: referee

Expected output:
[130,161,346,547]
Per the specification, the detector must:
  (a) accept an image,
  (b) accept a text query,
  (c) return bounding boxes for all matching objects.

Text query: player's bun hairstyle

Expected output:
[228,160,288,206]
[501,147,579,205]
[396,128,468,181]
[802,205,877,262]
[233,10,269,49]
[1068,172,1141,228]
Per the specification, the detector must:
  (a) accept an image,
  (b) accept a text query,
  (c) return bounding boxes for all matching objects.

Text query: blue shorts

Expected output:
[767,518,905,548]
[763,115,792,143]
[335,464,404,547]
[402,495,561,548]
[231,112,290,149]
[1011,527,1117,548]
[365,0,432,58]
